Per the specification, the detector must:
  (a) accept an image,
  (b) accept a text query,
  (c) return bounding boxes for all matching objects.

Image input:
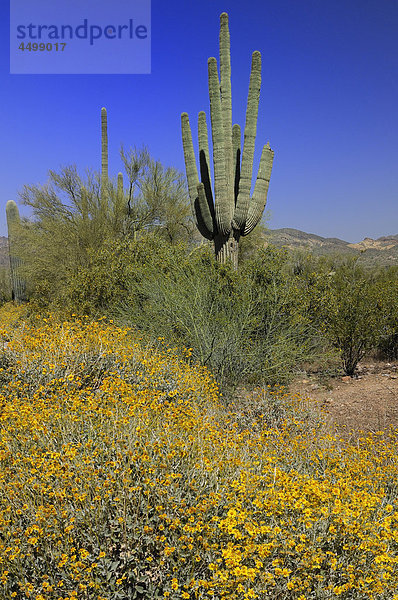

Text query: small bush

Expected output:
[375,277,398,360]
[315,259,385,375]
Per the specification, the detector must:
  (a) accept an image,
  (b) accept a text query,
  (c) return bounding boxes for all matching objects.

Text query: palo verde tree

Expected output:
[17,107,193,308]
[102,106,193,243]
[181,12,274,270]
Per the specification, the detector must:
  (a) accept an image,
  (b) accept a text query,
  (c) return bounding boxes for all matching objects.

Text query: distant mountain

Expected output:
[1,231,397,270]
[266,228,398,267]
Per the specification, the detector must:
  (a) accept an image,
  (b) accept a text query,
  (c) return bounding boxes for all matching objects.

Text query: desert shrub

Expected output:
[115,244,323,391]
[374,275,398,360]
[240,247,326,383]
[116,243,257,387]
[54,237,135,315]
[1,307,398,599]
[316,259,385,375]
[16,153,193,309]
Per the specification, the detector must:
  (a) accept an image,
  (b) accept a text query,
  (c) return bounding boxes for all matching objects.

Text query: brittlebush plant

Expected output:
[1,304,398,600]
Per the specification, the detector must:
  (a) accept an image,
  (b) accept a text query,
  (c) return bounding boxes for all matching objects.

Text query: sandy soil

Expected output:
[289,360,398,440]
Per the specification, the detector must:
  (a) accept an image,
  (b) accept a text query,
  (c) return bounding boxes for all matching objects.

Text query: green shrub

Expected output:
[317,259,385,375]
[375,276,398,360]
[17,148,193,310]
[115,244,322,391]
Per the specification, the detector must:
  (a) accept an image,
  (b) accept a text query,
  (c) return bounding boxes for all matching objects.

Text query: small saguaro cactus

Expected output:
[101,106,109,204]
[6,200,26,303]
[101,106,124,206]
[181,12,274,269]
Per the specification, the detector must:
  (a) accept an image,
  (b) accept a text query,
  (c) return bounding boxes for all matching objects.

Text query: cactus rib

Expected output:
[181,12,274,269]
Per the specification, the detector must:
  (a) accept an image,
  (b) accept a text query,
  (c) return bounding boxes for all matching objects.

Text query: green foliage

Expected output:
[316,259,385,375]
[17,148,192,308]
[374,275,398,360]
[276,253,398,375]
[114,243,322,391]
[119,144,193,241]
[56,238,134,315]
[8,106,397,391]
[14,105,192,309]
[139,157,195,244]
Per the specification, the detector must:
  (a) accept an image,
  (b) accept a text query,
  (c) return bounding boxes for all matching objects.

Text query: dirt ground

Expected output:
[289,359,398,440]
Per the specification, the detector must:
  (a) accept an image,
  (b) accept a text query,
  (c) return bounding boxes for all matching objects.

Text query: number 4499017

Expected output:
[18,42,66,51]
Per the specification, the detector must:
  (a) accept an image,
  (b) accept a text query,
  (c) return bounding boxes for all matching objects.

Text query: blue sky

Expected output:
[1,0,397,242]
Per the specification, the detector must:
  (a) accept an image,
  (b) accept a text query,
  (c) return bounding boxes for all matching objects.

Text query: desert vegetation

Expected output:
[1,10,398,600]
[1,305,398,600]
[1,175,397,600]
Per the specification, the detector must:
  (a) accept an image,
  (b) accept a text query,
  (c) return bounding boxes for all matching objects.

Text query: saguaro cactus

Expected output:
[101,106,124,208]
[181,12,274,269]
[6,200,26,303]
[101,107,109,204]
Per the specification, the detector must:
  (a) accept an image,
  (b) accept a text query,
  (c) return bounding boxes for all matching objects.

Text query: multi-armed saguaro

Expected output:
[6,200,26,303]
[181,12,274,269]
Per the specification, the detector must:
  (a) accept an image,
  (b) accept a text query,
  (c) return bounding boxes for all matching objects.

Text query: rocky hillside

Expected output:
[266,228,398,267]
[1,231,397,269]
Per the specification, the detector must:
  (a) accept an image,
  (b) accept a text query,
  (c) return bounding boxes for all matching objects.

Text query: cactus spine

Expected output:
[6,200,26,303]
[181,12,274,269]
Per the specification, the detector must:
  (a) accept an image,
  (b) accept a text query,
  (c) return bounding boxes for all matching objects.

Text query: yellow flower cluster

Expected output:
[0,303,397,599]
